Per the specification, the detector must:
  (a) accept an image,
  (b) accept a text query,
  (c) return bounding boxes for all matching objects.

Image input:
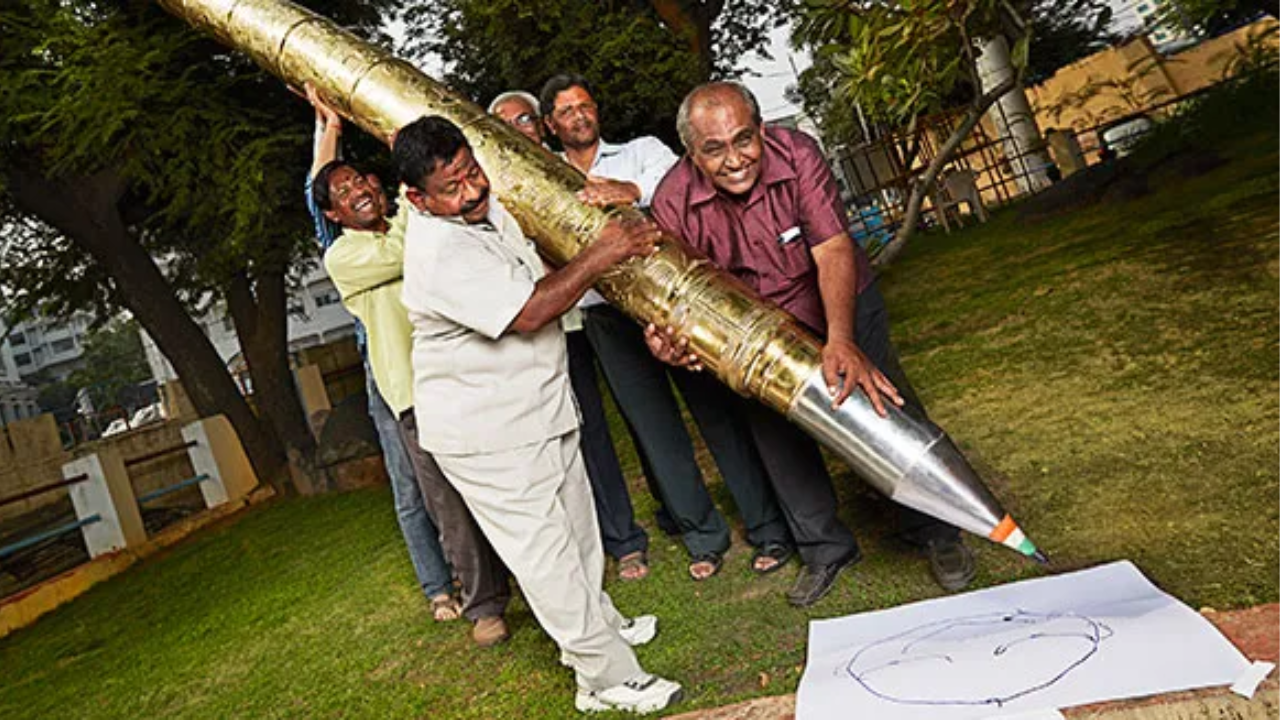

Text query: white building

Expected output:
[141,266,356,393]
[1113,0,1194,50]
[1,313,91,382]
[0,338,40,426]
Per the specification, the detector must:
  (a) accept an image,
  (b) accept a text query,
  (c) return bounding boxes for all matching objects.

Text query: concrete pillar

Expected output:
[64,449,146,558]
[182,415,258,508]
[1045,128,1088,177]
[293,363,331,439]
[159,380,198,422]
[978,36,1053,194]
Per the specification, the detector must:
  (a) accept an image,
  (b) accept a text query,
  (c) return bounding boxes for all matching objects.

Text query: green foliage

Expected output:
[1127,59,1279,164]
[793,0,1009,127]
[397,0,784,147]
[1157,0,1273,35]
[791,0,1115,142]
[787,51,869,147]
[67,317,152,411]
[0,0,393,325]
[1023,0,1116,84]
[34,375,79,421]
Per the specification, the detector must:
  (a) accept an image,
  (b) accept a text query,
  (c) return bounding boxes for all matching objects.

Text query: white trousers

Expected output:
[436,430,642,691]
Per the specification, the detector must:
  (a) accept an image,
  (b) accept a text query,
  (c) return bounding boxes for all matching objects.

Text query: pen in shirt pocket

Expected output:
[777,226,802,245]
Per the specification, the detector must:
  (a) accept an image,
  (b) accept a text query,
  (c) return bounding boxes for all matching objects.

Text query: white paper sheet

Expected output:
[796,561,1249,720]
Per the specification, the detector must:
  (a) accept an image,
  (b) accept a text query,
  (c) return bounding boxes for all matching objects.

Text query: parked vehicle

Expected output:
[1099,115,1155,160]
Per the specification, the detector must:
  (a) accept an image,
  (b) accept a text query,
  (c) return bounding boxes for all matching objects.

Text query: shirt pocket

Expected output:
[773,229,816,281]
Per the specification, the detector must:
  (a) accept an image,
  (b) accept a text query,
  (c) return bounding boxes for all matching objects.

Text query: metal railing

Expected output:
[136,474,210,505]
[0,515,101,561]
[0,473,95,561]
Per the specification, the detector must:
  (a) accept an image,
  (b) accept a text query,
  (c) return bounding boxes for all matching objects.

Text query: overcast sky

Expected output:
[738,25,811,122]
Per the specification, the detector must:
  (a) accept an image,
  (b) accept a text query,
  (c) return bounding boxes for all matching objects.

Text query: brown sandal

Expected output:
[618,551,650,581]
[430,593,462,622]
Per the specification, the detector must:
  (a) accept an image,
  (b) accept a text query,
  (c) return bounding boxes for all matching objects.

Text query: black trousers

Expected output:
[582,305,790,558]
[683,282,957,568]
[565,329,648,560]
[848,282,959,546]
[398,410,511,622]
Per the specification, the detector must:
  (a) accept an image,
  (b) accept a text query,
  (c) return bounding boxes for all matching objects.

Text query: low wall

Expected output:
[80,421,202,510]
[0,415,72,523]
[1029,20,1279,136]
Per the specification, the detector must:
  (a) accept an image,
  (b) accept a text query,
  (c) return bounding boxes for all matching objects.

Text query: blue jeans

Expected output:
[366,369,453,599]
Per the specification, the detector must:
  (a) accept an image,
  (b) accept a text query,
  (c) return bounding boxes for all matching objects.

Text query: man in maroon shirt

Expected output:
[649,81,976,606]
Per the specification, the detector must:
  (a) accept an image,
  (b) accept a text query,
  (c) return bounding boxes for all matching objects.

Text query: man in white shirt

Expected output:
[393,115,681,715]
[539,74,795,582]
[487,89,652,583]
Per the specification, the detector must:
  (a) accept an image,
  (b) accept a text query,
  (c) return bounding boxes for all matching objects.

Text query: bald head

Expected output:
[676,82,762,152]
[677,82,766,196]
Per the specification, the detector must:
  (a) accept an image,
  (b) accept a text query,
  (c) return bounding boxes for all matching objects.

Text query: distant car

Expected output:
[1099,115,1155,160]
[101,418,130,437]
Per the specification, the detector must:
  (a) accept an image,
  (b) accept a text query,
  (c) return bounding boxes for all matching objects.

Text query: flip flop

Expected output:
[751,542,793,575]
[688,551,723,581]
[618,550,650,581]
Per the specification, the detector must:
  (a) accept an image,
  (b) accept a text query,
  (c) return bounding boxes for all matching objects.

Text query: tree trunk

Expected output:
[649,0,719,80]
[874,76,1017,267]
[6,161,293,493]
[225,269,331,495]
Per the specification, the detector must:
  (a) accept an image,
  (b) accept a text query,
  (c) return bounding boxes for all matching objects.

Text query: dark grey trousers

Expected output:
[565,329,648,560]
[582,304,790,558]
[398,410,511,622]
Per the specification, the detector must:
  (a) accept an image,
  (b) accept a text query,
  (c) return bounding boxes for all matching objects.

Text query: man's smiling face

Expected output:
[687,89,765,197]
[322,165,388,230]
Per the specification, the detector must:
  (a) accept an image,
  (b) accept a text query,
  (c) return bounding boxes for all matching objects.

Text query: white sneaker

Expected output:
[560,616,659,668]
[575,673,683,714]
[618,615,658,646]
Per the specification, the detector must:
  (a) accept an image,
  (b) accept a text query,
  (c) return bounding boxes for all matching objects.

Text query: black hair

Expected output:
[392,116,470,191]
[538,73,594,119]
[312,159,361,211]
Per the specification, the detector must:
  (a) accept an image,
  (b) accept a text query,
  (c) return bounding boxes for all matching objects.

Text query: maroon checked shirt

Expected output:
[650,126,874,337]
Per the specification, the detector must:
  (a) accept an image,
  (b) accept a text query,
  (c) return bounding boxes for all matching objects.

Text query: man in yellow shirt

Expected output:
[310,86,512,647]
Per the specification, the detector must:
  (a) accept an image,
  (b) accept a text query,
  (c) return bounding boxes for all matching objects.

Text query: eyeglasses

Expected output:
[512,112,536,126]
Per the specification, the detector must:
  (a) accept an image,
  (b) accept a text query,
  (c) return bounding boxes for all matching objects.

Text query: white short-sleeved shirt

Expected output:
[573,137,678,309]
[401,198,579,455]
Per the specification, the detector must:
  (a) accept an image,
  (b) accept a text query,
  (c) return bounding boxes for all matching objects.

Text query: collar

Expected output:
[559,140,621,173]
[595,139,623,159]
[688,129,796,208]
[341,196,409,244]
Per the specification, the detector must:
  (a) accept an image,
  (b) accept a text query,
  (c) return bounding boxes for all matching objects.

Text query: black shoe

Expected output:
[786,549,861,607]
[927,538,976,592]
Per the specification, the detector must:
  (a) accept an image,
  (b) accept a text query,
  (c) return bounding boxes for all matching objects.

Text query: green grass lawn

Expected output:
[1,126,1275,718]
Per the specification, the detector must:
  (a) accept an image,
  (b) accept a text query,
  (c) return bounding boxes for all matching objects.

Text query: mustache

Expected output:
[460,186,489,215]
